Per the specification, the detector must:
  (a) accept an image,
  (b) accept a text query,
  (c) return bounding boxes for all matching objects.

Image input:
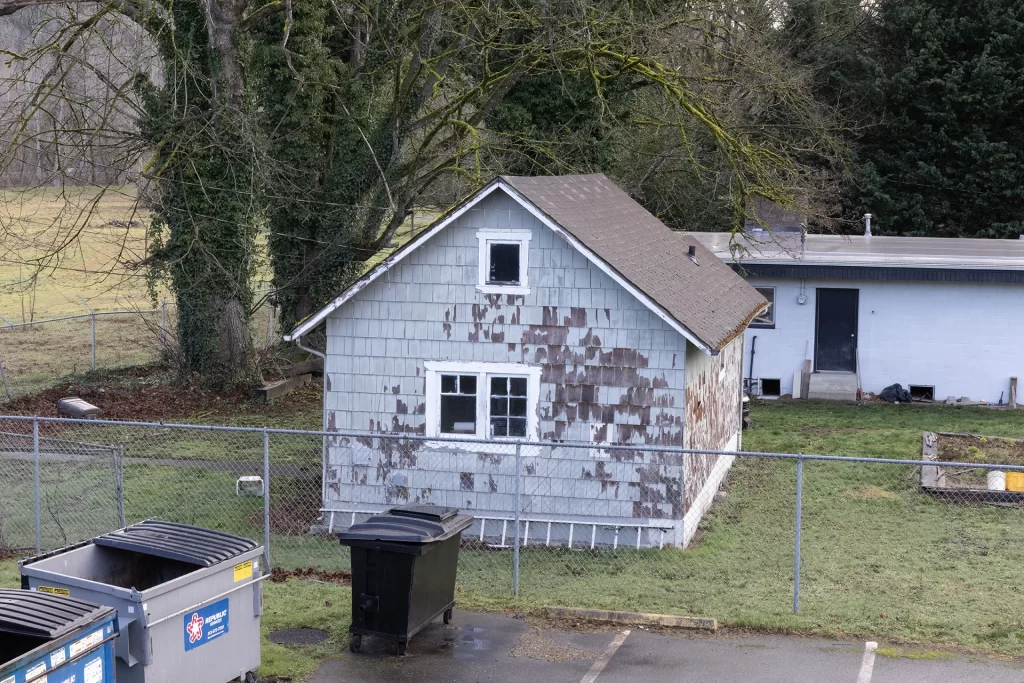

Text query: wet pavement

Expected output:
[309,610,1024,683]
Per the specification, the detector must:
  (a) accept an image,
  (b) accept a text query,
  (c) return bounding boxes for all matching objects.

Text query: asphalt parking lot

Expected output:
[311,610,1024,683]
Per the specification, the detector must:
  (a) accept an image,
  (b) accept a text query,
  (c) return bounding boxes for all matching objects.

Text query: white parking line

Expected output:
[580,629,631,683]
[856,641,878,683]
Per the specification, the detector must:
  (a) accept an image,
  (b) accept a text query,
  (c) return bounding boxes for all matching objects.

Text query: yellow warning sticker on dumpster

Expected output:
[37,586,71,597]
[233,560,253,582]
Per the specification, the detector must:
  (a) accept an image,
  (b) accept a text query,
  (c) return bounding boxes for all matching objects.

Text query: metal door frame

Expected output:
[813,288,859,372]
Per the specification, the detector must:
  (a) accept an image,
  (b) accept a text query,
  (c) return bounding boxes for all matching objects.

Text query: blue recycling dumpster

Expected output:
[0,589,118,683]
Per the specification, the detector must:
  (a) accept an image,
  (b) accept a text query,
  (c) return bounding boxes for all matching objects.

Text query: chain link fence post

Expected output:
[116,444,126,527]
[267,304,274,348]
[513,441,522,596]
[680,452,687,547]
[263,429,271,568]
[82,299,96,370]
[33,417,41,553]
[161,299,167,356]
[794,455,804,614]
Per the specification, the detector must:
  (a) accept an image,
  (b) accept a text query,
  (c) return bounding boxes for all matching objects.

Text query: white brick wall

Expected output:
[743,277,1024,402]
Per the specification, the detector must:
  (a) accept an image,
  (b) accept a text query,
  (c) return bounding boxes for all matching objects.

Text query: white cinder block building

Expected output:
[691,231,1024,403]
[286,174,767,548]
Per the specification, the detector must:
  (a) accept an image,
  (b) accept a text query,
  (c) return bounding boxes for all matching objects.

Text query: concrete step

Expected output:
[807,372,858,401]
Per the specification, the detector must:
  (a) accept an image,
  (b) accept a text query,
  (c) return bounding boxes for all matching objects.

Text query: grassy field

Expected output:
[0,186,436,401]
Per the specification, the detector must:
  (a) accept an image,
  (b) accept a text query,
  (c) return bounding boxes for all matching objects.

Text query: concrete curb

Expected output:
[543,606,717,632]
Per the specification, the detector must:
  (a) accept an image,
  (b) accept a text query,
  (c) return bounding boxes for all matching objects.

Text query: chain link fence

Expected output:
[0,297,279,400]
[2,415,1024,648]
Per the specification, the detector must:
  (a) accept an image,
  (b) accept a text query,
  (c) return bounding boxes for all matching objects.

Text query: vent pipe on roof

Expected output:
[863,213,872,237]
[688,244,698,264]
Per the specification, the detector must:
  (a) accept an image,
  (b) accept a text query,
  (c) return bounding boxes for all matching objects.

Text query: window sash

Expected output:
[425,363,541,442]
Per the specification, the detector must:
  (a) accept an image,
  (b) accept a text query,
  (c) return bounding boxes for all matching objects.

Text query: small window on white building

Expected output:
[477,230,531,294]
[426,362,540,441]
[751,287,775,328]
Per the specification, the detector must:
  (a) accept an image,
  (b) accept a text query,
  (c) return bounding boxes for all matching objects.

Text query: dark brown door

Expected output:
[815,289,858,372]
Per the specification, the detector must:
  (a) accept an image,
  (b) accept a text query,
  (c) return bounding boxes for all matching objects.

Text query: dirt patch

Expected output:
[938,434,1024,466]
[842,486,900,501]
[251,496,324,536]
[509,628,597,662]
[268,628,329,646]
[3,365,248,421]
[270,567,351,585]
[936,433,1024,489]
[2,364,322,426]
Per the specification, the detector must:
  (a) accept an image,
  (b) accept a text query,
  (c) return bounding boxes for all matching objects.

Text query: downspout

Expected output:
[292,333,329,516]
[747,335,757,394]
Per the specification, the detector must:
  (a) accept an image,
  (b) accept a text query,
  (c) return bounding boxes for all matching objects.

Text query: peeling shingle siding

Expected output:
[322,189,731,543]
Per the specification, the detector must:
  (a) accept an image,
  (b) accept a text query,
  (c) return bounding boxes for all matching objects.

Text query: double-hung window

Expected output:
[425,362,540,442]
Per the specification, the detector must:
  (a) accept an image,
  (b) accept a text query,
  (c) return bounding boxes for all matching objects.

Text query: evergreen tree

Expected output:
[851,0,1024,237]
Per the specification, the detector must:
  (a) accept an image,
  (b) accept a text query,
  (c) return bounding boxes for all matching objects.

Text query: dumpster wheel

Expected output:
[245,672,258,683]
[443,607,453,624]
[349,634,362,653]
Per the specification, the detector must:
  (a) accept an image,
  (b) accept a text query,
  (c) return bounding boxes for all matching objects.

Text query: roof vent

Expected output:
[864,213,872,237]
[688,245,698,264]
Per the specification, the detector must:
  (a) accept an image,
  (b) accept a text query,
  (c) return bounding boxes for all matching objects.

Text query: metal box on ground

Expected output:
[0,589,118,683]
[57,397,101,419]
[19,521,265,683]
[339,505,473,655]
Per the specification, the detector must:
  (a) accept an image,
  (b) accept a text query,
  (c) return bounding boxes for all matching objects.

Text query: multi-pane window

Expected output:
[426,362,540,442]
[489,376,528,437]
[439,374,477,435]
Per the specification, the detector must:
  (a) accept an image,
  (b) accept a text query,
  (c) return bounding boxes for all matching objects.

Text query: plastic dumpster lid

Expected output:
[339,506,473,545]
[93,520,259,567]
[389,504,459,522]
[0,589,113,639]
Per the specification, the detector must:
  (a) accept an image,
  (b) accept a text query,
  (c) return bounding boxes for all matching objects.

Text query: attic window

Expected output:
[489,243,520,284]
[477,230,532,294]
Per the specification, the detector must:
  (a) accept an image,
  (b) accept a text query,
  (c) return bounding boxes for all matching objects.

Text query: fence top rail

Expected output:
[2,414,1024,472]
[0,430,116,451]
[0,308,162,329]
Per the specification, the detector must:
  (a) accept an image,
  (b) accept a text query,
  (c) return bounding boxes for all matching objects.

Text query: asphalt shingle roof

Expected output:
[502,173,766,351]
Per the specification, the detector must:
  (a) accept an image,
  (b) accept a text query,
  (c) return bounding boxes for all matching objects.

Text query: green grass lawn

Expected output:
[460,400,1024,656]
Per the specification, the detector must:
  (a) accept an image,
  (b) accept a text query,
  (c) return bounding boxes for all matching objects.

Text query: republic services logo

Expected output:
[186,613,204,644]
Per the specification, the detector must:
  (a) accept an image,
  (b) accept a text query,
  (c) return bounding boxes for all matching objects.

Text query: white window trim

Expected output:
[476,230,532,295]
[424,361,541,447]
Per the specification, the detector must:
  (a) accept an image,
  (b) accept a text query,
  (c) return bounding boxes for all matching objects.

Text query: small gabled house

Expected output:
[286,174,766,547]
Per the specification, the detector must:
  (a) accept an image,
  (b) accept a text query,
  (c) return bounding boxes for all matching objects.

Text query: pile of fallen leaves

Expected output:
[4,365,251,422]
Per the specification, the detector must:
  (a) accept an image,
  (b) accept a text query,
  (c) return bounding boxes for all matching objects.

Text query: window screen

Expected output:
[488,243,520,284]
[440,374,477,434]
[751,287,775,327]
[490,376,528,437]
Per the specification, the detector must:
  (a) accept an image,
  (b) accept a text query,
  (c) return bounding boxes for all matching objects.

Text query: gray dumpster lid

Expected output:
[339,505,473,545]
[93,520,259,567]
[0,589,113,639]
